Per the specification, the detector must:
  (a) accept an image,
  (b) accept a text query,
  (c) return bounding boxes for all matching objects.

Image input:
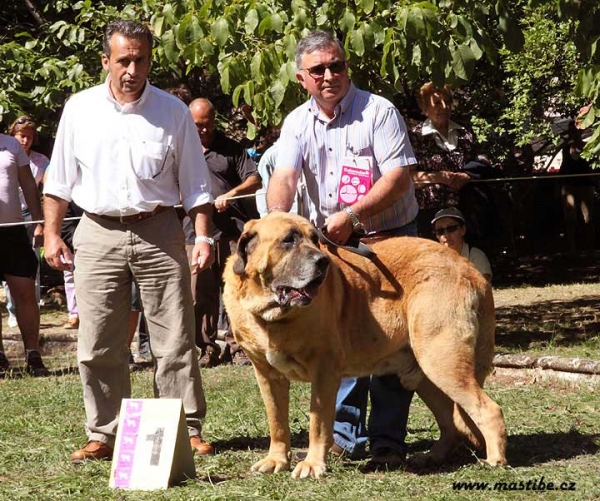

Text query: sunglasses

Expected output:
[434,223,462,237]
[16,117,35,126]
[302,60,347,78]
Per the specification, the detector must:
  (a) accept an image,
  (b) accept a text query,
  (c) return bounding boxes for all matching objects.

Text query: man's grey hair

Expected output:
[103,19,153,57]
[295,30,345,69]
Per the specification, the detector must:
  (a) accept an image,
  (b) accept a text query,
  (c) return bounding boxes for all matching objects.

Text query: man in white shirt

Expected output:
[43,19,215,463]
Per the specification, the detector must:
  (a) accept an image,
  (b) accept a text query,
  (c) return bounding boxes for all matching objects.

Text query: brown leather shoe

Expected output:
[190,436,215,456]
[71,441,113,463]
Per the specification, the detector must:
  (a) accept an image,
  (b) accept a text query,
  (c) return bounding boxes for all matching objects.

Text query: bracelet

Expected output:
[195,235,215,248]
[267,206,283,213]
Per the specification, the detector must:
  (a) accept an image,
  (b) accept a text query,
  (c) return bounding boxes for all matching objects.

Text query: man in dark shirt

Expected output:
[189,98,261,366]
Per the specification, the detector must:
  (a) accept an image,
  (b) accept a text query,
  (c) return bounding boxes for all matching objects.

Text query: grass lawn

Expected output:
[0,362,598,500]
[0,281,598,500]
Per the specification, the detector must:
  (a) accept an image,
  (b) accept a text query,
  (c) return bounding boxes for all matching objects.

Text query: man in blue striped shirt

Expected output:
[267,30,419,469]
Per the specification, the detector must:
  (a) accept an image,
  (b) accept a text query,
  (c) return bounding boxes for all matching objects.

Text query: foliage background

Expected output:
[1,0,599,165]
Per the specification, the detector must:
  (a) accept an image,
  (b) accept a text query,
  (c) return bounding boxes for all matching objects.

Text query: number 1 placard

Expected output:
[109,398,195,490]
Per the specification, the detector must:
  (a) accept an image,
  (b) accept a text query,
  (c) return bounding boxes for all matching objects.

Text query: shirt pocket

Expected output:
[132,140,171,180]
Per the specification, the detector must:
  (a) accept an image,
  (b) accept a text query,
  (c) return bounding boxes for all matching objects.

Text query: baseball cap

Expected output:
[431,207,466,225]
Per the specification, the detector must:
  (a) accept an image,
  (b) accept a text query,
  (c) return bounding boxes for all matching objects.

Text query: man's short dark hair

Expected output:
[295,30,345,69]
[103,19,153,57]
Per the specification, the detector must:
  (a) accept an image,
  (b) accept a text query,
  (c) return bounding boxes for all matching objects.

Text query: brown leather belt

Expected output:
[87,205,170,224]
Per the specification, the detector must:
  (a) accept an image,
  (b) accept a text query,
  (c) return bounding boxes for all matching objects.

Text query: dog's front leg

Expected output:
[292,365,339,479]
[251,364,292,474]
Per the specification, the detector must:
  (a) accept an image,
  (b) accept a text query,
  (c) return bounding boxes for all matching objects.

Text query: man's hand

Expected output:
[43,231,74,271]
[32,223,44,248]
[443,171,471,190]
[214,194,231,213]
[324,210,353,245]
[191,241,215,274]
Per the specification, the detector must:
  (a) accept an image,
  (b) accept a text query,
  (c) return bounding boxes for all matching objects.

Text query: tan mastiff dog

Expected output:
[222,212,507,479]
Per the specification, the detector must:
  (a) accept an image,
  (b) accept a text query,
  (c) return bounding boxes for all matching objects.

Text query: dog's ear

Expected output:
[233,230,258,275]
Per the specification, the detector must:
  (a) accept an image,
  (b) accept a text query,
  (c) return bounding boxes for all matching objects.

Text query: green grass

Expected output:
[495,294,600,359]
[0,364,599,500]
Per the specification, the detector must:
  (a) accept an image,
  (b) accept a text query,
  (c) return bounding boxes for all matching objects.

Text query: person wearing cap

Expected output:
[432,207,492,282]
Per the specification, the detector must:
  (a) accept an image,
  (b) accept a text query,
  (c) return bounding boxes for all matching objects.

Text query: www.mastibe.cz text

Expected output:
[452,476,576,492]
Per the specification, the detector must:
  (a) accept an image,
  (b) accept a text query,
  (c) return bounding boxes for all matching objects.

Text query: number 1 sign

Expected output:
[109,399,195,490]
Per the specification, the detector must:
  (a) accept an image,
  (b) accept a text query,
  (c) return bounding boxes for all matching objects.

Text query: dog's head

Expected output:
[229,212,330,316]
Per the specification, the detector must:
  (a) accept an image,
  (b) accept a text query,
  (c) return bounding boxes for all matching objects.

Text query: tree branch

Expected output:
[23,0,44,26]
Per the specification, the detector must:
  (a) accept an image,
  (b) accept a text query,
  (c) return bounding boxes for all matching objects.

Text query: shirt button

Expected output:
[328,194,332,198]
[330,172,334,175]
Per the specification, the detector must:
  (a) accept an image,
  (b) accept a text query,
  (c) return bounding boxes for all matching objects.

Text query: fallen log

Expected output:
[494,354,600,375]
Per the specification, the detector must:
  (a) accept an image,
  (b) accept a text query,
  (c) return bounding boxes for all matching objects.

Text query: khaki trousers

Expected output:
[73,209,206,446]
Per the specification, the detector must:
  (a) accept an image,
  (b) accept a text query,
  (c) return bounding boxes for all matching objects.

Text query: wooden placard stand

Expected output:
[109,398,195,490]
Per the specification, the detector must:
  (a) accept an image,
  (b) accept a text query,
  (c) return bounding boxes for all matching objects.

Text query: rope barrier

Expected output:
[1,172,598,228]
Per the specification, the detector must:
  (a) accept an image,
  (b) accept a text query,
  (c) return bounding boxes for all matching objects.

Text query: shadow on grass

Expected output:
[0,365,79,379]
[496,297,600,351]
[406,430,600,473]
[212,430,309,453]
[493,254,600,288]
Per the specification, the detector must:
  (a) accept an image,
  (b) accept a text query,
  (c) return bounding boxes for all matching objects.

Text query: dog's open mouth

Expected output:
[275,275,325,307]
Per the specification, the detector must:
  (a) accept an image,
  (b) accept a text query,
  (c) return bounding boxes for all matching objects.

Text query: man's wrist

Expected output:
[194,235,215,249]
[344,207,365,232]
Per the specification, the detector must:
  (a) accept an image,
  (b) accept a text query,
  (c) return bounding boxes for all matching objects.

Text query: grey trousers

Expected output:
[73,209,207,446]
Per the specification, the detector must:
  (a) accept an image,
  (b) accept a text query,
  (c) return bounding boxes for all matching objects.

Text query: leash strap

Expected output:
[318,226,377,260]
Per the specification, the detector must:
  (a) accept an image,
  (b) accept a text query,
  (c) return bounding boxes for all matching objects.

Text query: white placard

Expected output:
[109,398,195,490]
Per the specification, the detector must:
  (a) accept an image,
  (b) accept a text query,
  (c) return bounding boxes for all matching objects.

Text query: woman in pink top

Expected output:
[3,117,49,328]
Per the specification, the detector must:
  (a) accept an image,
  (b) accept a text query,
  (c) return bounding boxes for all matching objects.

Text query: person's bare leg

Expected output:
[126,310,140,349]
[4,274,40,351]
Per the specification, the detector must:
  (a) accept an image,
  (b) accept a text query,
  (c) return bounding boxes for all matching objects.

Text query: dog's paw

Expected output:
[291,460,327,479]
[481,456,508,467]
[251,455,290,474]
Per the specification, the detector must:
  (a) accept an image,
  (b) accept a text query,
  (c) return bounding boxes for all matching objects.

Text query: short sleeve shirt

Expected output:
[276,84,418,233]
[0,134,30,223]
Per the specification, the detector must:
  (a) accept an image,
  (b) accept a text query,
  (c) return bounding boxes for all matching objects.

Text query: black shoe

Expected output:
[26,350,50,377]
[128,350,144,372]
[0,352,10,376]
[199,346,223,368]
[361,447,406,472]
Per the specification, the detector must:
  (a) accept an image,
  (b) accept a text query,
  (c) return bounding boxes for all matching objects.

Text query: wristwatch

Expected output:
[195,235,215,249]
[344,207,365,233]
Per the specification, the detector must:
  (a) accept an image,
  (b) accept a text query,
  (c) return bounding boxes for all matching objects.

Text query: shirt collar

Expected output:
[104,75,151,111]
[421,118,464,151]
[308,83,356,121]
[421,118,463,136]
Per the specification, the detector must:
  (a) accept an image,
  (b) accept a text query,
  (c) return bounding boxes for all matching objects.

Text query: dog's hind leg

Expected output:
[411,377,462,468]
[251,364,292,474]
[418,348,507,466]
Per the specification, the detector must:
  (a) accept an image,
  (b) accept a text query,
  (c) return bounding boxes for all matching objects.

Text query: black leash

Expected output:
[318,226,377,260]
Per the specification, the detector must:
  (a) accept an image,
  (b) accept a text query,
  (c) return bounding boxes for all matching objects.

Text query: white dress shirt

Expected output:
[44,78,212,215]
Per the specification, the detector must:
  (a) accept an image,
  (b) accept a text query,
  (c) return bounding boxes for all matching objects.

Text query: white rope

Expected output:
[1,172,598,228]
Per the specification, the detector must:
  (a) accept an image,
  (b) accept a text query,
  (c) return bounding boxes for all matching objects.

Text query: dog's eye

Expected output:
[281,230,299,247]
[309,231,319,245]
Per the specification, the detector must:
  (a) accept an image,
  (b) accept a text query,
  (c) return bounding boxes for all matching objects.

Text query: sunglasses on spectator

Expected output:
[301,60,347,78]
[434,223,462,237]
[16,117,35,126]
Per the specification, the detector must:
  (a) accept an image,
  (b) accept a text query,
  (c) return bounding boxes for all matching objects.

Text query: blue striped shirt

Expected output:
[276,84,418,233]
